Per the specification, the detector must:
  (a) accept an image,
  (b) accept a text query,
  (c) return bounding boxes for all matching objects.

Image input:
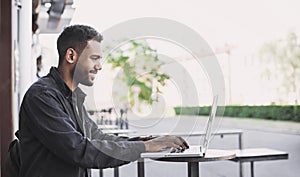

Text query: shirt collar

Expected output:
[49,67,86,101]
[74,87,87,104]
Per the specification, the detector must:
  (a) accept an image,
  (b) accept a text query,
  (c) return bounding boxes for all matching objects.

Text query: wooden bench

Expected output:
[230,148,289,177]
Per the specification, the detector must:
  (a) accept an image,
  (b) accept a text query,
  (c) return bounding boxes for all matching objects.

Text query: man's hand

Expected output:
[144,136,189,152]
[128,136,157,141]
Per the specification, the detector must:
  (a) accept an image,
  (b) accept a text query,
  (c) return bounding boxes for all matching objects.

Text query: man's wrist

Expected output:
[144,142,150,152]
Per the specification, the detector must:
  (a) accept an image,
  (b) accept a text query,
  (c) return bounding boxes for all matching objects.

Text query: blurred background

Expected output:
[1,0,300,177]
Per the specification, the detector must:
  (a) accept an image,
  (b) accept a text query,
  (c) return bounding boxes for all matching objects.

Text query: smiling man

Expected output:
[15,25,188,177]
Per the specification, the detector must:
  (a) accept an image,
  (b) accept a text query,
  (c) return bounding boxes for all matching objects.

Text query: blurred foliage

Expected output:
[259,32,300,104]
[106,40,169,106]
[174,105,300,122]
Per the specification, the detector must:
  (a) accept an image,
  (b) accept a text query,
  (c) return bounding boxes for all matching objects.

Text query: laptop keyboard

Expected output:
[170,147,185,153]
[171,146,202,154]
[160,146,202,154]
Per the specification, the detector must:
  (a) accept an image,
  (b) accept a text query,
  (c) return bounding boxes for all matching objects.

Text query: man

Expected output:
[17,25,188,177]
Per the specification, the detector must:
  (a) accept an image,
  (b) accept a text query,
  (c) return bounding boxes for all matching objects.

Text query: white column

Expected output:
[12,1,21,134]
[19,0,33,104]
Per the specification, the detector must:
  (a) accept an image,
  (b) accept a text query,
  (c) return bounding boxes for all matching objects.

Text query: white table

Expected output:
[138,149,236,177]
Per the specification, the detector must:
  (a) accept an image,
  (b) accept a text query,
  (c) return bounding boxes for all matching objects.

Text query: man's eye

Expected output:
[91,55,101,60]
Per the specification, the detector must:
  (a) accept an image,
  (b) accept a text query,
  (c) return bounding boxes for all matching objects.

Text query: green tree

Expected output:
[259,32,300,104]
[106,40,169,107]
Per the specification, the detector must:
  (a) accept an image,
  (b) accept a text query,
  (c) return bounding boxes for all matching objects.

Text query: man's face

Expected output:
[74,40,102,86]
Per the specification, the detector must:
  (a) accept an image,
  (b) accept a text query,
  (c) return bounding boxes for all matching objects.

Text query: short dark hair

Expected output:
[57,24,103,65]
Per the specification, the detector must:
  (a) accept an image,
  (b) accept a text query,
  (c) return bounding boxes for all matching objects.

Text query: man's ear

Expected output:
[65,48,77,64]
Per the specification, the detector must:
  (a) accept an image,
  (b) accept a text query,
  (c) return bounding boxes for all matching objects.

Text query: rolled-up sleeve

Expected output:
[22,90,145,169]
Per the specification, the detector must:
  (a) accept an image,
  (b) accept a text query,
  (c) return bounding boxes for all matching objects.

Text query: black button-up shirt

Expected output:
[18,67,145,177]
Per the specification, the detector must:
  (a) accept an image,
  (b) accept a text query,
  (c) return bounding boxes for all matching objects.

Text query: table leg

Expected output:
[99,169,103,177]
[137,159,145,177]
[238,133,244,177]
[187,162,199,177]
[239,162,243,177]
[114,167,119,177]
[250,162,254,177]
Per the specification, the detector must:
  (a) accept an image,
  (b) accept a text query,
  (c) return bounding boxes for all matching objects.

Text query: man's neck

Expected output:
[57,66,78,91]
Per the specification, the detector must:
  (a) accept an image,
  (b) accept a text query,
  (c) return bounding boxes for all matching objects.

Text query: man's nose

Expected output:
[95,60,102,71]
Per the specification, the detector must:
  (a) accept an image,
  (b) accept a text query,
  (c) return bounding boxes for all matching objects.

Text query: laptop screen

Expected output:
[202,95,218,155]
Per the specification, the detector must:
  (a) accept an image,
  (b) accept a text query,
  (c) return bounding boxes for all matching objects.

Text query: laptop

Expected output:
[140,95,218,158]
